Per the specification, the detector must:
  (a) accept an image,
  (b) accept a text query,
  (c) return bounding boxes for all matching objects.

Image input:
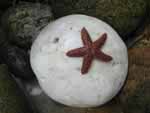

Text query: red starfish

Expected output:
[66,27,113,74]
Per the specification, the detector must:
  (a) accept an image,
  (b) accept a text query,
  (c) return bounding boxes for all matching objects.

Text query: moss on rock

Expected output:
[1,1,54,49]
[50,0,146,38]
[0,64,33,113]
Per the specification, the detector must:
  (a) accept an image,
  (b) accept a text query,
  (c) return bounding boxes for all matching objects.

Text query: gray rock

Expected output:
[1,1,54,49]
[0,64,33,113]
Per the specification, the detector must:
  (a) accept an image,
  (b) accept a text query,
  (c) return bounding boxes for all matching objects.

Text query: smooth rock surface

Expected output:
[30,15,128,107]
[1,1,54,49]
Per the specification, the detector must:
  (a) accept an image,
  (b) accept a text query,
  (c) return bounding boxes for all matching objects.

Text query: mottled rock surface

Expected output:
[1,1,54,49]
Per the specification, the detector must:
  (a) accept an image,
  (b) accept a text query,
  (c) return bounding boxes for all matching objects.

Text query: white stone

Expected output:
[30,14,128,108]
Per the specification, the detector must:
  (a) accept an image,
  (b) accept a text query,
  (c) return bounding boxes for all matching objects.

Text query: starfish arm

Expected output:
[93,33,107,49]
[95,51,112,62]
[81,27,92,46]
[81,54,93,74]
[66,47,86,57]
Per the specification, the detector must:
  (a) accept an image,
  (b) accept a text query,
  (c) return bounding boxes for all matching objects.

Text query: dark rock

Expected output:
[0,64,33,113]
[1,1,54,49]
[121,80,150,113]
[119,48,150,113]
[0,0,11,10]
[0,43,35,79]
[50,0,146,38]
[0,28,7,46]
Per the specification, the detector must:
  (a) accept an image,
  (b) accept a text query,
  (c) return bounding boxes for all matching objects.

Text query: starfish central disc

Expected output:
[66,27,113,74]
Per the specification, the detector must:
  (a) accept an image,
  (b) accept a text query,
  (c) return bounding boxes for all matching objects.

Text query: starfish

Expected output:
[66,27,113,74]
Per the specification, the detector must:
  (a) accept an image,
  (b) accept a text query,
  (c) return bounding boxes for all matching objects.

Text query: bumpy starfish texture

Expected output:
[66,27,113,74]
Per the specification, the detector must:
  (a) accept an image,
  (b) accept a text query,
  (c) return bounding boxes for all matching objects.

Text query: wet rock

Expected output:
[50,0,146,38]
[0,64,33,113]
[1,1,54,49]
[119,48,150,113]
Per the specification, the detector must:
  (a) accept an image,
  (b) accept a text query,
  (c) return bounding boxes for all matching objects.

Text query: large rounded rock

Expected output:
[30,15,128,107]
[50,0,146,38]
[1,2,54,49]
[0,64,33,113]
